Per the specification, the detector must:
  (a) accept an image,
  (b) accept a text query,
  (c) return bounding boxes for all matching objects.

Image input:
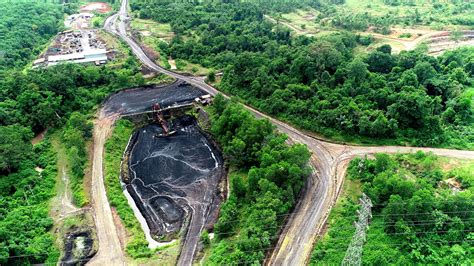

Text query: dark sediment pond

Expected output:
[124,115,225,262]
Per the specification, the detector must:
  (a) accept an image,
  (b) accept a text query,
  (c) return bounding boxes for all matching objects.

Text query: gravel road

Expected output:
[88,117,126,266]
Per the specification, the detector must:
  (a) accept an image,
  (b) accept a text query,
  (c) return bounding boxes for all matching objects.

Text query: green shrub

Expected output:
[104,119,154,258]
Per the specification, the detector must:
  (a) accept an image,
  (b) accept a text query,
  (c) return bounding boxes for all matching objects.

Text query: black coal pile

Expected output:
[102,81,205,117]
[125,116,225,252]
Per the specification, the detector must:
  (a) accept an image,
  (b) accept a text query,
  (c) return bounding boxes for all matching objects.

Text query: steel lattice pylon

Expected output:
[342,193,373,266]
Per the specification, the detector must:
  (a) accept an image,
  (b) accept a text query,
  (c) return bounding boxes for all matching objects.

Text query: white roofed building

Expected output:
[48,48,107,66]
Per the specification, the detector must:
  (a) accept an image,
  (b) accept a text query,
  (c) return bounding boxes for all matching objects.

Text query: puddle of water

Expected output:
[122,181,175,248]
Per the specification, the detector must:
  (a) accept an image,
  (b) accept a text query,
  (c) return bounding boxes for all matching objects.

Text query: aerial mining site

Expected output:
[3,0,474,265]
[100,81,225,263]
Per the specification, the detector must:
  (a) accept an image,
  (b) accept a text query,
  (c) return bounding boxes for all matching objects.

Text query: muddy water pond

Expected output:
[123,115,225,258]
[61,231,95,266]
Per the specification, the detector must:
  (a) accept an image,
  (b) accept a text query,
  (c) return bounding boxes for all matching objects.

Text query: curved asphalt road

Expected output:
[94,1,474,265]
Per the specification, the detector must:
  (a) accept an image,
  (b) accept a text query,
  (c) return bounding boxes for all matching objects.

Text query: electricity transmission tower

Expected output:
[342,193,373,266]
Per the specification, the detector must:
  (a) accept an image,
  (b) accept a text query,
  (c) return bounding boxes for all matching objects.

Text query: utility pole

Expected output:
[342,193,372,266]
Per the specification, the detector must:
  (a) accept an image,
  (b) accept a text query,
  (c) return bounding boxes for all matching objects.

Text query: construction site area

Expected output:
[34,3,112,68]
[80,2,112,14]
[98,81,223,264]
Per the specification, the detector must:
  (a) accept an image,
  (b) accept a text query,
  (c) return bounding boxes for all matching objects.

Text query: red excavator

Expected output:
[153,103,174,137]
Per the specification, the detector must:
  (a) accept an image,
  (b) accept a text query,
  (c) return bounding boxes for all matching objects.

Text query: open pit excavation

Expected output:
[89,81,223,265]
[124,116,225,264]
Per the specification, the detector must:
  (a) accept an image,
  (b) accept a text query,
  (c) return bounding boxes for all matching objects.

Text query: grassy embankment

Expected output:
[103,119,180,262]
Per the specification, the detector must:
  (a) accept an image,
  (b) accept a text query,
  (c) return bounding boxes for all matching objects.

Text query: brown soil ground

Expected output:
[80,2,112,14]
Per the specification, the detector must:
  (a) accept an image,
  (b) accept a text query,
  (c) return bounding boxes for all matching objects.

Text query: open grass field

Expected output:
[270,0,473,54]
[131,18,174,44]
[344,0,432,16]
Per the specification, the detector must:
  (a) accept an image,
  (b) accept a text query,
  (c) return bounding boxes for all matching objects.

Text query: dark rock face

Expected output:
[125,116,225,243]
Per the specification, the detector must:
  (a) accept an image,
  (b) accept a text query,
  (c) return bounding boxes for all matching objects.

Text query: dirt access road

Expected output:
[87,116,126,266]
[94,0,474,265]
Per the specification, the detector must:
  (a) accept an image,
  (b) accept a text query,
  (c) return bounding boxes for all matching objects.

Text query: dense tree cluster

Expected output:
[312,152,474,264]
[1,60,143,134]
[0,2,145,263]
[0,140,60,264]
[132,1,473,147]
[206,96,311,264]
[0,2,62,74]
[0,55,143,265]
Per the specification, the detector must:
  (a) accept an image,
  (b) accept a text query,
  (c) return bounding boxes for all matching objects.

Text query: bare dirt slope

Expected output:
[87,116,126,266]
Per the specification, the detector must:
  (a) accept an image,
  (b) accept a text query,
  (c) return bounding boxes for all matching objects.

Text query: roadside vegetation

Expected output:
[61,112,93,206]
[201,95,311,264]
[130,18,212,76]
[103,119,155,259]
[311,152,474,264]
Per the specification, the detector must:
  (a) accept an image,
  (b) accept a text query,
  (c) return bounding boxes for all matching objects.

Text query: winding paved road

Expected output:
[89,1,474,265]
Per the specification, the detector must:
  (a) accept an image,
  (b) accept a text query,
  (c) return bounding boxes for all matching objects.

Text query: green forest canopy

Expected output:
[131,0,474,148]
[0,0,473,264]
[205,95,311,264]
[0,1,143,264]
[0,1,62,73]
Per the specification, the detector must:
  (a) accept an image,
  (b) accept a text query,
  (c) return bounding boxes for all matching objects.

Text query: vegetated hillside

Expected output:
[0,136,60,264]
[202,95,311,264]
[251,0,473,30]
[0,61,144,264]
[132,1,473,148]
[0,1,63,73]
[311,152,474,264]
[281,0,473,33]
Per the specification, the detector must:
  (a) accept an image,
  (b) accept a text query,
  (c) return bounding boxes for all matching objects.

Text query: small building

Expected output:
[194,94,213,105]
[47,48,108,66]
